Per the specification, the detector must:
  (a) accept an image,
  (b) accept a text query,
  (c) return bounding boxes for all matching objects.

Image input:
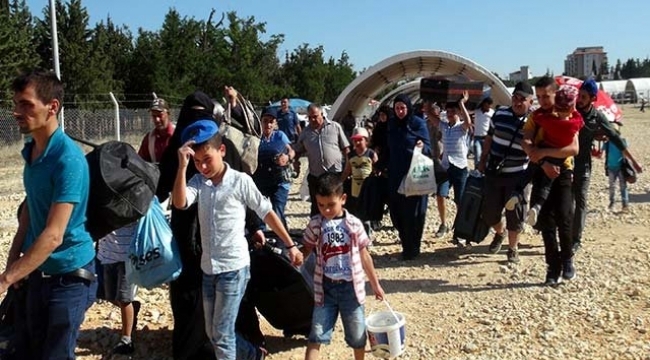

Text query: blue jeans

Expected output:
[308,281,366,349]
[17,261,97,360]
[472,137,485,168]
[608,168,629,206]
[447,164,469,205]
[202,266,252,360]
[258,182,290,229]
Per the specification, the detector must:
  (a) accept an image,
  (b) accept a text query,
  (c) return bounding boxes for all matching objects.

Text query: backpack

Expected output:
[71,136,160,240]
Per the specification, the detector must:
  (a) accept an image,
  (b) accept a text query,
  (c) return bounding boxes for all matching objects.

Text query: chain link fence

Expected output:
[0,107,179,148]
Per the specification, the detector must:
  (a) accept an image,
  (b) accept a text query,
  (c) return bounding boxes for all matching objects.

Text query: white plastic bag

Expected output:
[300,174,311,202]
[398,146,436,197]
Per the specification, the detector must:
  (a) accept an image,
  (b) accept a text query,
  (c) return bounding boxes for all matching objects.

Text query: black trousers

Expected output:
[535,170,575,269]
[389,193,428,258]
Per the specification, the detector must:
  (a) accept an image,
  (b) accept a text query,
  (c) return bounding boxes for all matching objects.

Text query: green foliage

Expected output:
[0,1,358,110]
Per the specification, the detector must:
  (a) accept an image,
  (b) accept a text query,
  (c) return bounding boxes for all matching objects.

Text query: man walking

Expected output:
[138,97,175,163]
[294,103,350,216]
[572,79,643,252]
[478,82,534,263]
[277,96,301,142]
[1,70,97,358]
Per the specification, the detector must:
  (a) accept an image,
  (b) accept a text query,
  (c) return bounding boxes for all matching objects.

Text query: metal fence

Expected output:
[0,108,179,147]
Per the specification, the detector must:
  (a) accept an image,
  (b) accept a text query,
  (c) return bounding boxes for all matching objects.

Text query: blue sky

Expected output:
[26,0,650,78]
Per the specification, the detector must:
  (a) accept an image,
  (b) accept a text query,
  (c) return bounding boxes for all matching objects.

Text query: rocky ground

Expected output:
[0,106,649,360]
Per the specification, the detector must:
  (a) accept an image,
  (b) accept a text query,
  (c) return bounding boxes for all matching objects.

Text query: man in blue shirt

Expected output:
[277,96,301,142]
[0,70,97,359]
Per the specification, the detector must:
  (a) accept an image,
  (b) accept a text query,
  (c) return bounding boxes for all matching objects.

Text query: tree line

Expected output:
[0,0,356,109]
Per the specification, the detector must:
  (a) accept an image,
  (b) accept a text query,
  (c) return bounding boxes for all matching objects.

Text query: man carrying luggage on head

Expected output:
[0,70,98,359]
[477,82,535,263]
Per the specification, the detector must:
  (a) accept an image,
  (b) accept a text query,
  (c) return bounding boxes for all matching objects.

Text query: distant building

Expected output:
[564,46,609,79]
[509,66,532,82]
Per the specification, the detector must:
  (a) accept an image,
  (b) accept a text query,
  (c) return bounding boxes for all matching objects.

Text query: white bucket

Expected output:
[366,310,406,359]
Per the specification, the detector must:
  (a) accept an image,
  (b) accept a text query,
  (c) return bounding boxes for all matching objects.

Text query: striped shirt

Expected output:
[97,223,138,264]
[487,107,529,174]
[303,211,370,306]
[440,120,469,170]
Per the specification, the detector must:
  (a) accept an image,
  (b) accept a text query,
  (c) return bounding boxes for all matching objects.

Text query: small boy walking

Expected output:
[172,120,303,360]
[604,125,630,212]
[96,223,141,355]
[302,172,385,360]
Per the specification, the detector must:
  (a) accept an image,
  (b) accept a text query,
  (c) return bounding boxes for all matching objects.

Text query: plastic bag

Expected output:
[300,175,311,202]
[126,198,183,289]
[398,146,436,197]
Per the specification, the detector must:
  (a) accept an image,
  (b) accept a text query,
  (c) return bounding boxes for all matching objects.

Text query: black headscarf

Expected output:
[392,94,414,122]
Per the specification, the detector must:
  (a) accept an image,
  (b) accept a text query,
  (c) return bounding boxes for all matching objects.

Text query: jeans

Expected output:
[202,266,251,360]
[472,137,485,169]
[258,182,290,229]
[308,281,366,348]
[17,261,97,360]
[536,170,574,268]
[571,170,591,244]
[608,169,629,206]
[447,164,469,205]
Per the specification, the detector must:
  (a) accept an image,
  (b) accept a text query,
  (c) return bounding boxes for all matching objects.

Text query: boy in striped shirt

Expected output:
[302,173,385,360]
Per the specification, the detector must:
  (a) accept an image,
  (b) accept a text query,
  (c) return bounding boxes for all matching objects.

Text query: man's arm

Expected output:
[535,133,579,160]
[0,203,74,292]
[599,115,643,172]
[459,92,473,132]
[137,135,151,162]
[478,135,493,173]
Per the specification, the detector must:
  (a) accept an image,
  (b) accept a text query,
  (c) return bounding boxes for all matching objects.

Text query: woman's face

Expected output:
[379,112,387,122]
[394,102,408,119]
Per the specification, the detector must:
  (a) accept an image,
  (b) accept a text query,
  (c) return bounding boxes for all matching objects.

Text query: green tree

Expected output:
[282,44,328,103]
[323,51,356,104]
[0,0,39,97]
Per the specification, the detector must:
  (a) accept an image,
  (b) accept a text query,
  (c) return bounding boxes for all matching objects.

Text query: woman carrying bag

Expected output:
[387,94,432,261]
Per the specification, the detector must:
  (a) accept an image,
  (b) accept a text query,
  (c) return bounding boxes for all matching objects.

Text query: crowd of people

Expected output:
[0,69,645,360]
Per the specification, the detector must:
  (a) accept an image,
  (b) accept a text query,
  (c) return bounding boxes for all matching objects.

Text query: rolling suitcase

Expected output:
[246,231,314,337]
[420,77,484,110]
[452,174,490,244]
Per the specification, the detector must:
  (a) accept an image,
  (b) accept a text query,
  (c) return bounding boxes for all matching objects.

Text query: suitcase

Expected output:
[420,77,484,110]
[452,174,490,243]
[246,231,314,337]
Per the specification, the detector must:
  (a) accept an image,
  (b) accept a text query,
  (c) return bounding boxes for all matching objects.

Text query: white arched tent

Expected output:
[330,50,510,121]
[627,78,650,101]
[599,80,628,96]
[378,80,421,105]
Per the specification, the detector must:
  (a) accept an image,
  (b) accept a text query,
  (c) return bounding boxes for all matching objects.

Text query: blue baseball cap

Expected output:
[580,79,599,97]
[261,106,277,119]
[181,119,219,144]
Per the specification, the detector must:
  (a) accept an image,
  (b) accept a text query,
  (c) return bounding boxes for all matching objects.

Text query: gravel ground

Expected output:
[0,106,648,360]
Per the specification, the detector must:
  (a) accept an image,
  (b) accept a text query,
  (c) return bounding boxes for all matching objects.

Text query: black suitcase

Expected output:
[453,174,490,243]
[246,231,314,337]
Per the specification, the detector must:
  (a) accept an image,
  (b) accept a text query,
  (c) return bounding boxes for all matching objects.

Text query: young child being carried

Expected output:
[341,127,378,235]
[172,120,303,360]
[302,173,385,360]
[506,85,584,225]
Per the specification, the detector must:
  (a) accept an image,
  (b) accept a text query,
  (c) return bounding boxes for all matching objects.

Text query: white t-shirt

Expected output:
[320,216,353,281]
[474,108,494,137]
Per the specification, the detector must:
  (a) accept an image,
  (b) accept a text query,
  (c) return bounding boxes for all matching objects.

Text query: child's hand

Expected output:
[288,247,304,267]
[372,283,385,301]
[178,140,195,168]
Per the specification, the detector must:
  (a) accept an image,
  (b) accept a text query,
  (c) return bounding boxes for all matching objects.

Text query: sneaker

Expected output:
[488,233,505,254]
[622,205,630,213]
[525,206,539,226]
[507,248,520,263]
[562,259,576,281]
[504,194,521,211]
[435,224,448,238]
[452,237,468,249]
[112,339,135,355]
[544,267,562,287]
[571,241,582,254]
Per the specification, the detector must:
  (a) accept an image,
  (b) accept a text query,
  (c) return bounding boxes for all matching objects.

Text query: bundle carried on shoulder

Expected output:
[70,136,160,240]
[220,93,262,175]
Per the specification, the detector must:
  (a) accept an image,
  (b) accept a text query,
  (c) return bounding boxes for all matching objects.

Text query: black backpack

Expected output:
[72,137,160,240]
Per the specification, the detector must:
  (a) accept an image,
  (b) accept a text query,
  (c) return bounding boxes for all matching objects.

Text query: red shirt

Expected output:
[138,122,175,163]
[532,110,584,148]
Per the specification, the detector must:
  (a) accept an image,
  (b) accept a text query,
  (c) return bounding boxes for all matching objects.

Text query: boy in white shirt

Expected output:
[172,120,303,360]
